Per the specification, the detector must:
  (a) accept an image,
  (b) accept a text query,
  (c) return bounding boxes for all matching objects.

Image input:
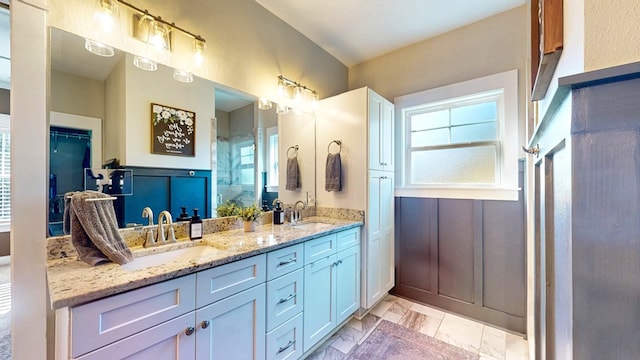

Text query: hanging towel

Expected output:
[286,157,301,190]
[62,191,80,235]
[325,153,342,192]
[70,191,133,266]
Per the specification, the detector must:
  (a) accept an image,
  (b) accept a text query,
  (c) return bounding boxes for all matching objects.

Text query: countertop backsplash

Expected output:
[46,206,363,261]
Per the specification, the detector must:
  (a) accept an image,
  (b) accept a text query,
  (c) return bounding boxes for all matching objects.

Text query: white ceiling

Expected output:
[256,0,526,66]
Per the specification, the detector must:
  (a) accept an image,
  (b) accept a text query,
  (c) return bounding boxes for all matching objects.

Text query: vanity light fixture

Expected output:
[84,38,115,57]
[276,102,289,115]
[117,0,206,64]
[276,75,319,112]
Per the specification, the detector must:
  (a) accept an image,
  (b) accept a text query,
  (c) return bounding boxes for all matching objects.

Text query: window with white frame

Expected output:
[395,70,519,201]
[0,115,9,231]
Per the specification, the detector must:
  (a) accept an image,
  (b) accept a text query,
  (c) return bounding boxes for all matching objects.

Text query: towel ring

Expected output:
[287,145,299,159]
[328,140,342,154]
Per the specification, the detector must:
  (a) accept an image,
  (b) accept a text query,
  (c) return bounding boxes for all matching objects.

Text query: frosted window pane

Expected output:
[412,128,449,147]
[241,169,254,185]
[451,122,496,143]
[410,110,449,131]
[410,146,496,184]
[451,101,496,126]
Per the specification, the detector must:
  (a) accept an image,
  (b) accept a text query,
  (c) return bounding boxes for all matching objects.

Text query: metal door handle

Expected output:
[278,340,295,353]
[277,293,296,304]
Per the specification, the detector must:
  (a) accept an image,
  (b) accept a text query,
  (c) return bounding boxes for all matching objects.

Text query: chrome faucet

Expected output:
[142,207,156,247]
[147,210,177,246]
[292,200,306,223]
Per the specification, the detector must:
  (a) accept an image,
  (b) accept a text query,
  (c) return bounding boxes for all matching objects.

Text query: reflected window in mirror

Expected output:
[266,126,278,190]
[0,114,9,232]
[237,141,255,185]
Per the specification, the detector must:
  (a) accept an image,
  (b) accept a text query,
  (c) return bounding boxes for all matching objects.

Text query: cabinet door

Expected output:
[76,312,196,360]
[336,245,360,324]
[379,172,395,293]
[195,284,266,360]
[366,171,395,307]
[368,90,394,171]
[303,254,337,353]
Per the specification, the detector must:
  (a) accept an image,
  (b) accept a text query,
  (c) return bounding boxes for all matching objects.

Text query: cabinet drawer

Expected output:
[71,274,196,358]
[266,243,304,281]
[336,227,360,252]
[266,268,303,331]
[304,234,337,264]
[75,312,196,360]
[196,254,266,307]
[266,313,303,360]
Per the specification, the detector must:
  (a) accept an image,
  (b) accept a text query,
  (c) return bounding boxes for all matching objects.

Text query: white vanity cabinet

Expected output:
[55,226,362,360]
[59,255,267,360]
[303,228,360,353]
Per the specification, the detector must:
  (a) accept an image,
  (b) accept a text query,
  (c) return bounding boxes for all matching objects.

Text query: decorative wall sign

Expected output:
[151,103,196,156]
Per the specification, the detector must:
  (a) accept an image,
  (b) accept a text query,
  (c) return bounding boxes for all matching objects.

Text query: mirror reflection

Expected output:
[47,27,315,236]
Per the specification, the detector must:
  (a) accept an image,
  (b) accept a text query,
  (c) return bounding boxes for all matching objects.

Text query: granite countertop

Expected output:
[46,216,362,309]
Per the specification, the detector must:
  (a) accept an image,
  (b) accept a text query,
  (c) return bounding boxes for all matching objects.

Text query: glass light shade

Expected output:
[93,0,117,35]
[148,21,170,51]
[173,69,194,83]
[133,55,158,71]
[84,38,114,57]
[192,39,206,69]
[294,86,303,104]
[277,78,285,97]
[258,98,273,110]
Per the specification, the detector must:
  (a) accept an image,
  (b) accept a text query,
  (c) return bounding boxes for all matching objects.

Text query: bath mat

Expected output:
[346,320,479,360]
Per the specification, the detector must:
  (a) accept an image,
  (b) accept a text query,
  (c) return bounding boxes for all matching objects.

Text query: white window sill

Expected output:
[395,186,520,201]
[0,222,10,233]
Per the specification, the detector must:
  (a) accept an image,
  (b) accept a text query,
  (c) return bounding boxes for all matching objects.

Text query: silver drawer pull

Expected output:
[277,340,295,354]
[277,293,296,304]
[201,320,210,329]
[278,258,297,266]
[185,326,195,336]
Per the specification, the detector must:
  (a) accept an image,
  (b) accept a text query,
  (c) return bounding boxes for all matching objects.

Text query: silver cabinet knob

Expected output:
[185,326,195,336]
[201,320,210,329]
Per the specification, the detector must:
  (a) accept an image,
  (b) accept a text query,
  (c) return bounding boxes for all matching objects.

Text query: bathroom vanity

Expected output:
[47,217,362,360]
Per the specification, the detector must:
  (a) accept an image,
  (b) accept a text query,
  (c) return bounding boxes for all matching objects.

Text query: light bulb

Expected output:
[147,21,169,51]
[94,0,116,35]
[277,77,285,97]
[192,39,206,69]
[294,86,303,104]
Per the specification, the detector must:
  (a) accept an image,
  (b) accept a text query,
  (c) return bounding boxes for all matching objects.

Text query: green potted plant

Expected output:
[216,200,240,218]
[240,204,263,232]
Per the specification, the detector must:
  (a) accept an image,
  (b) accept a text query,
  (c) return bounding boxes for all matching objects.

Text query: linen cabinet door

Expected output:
[195,284,266,360]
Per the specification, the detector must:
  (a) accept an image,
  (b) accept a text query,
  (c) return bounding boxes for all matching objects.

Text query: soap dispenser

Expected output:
[177,207,191,222]
[189,208,203,240]
[273,200,284,225]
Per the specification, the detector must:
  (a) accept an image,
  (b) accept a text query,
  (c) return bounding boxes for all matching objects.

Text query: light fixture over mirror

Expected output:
[276,75,319,113]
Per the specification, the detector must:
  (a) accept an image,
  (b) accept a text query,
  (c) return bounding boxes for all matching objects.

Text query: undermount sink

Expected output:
[292,222,332,231]
[121,245,221,271]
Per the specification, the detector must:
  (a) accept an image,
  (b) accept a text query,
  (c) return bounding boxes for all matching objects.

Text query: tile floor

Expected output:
[307,294,529,360]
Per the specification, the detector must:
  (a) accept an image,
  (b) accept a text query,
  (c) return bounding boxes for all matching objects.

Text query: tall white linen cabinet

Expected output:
[316,87,395,309]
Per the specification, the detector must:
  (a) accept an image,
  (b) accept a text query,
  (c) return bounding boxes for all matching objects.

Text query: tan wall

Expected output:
[585,0,640,71]
[50,70,105,119]
[349,6,528,148]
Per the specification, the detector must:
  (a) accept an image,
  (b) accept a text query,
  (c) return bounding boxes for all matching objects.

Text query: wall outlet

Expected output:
[306,191,316,207]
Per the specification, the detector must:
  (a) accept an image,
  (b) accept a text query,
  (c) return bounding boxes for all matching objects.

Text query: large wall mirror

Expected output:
[47,27,315,236]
